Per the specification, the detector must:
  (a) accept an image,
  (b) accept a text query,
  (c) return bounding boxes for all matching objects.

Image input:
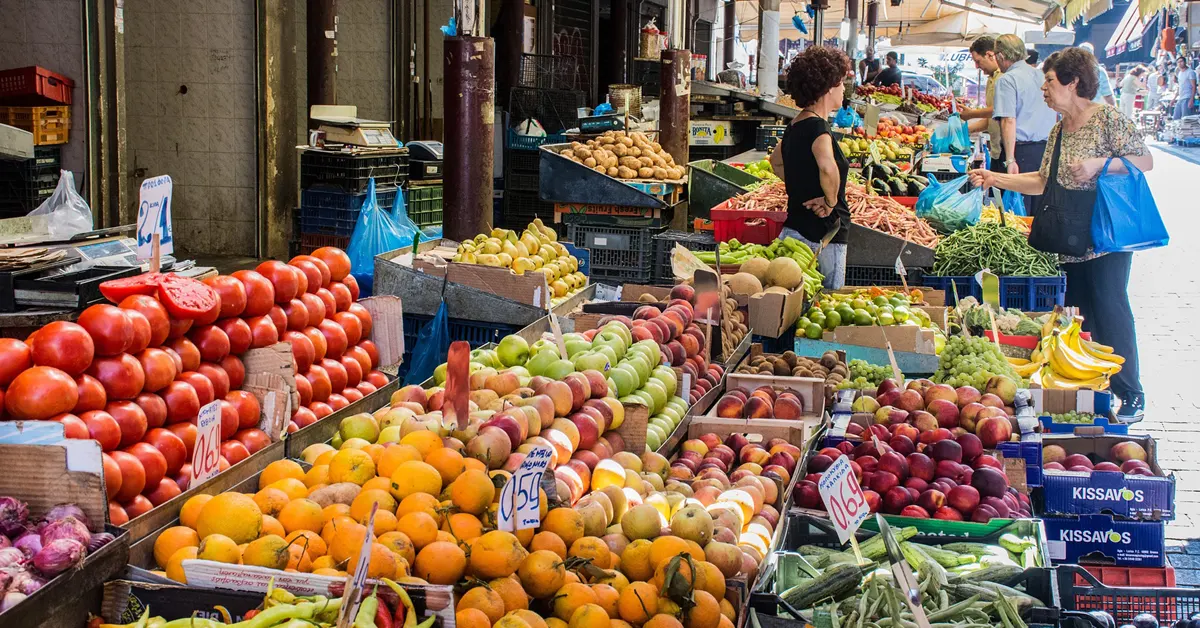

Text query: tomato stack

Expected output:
[0,247,385,526]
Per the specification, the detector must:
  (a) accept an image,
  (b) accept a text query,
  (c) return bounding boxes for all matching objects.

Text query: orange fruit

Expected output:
[350,489,398,523]
[154,526,200,569]
[648,536,690,569]
[254,488,291,517]
[321,503,350,524]
[396,511,439,550]
[457,608,492,628]
[378,530,416,564]
[396,492,441,520]
[400,431,442,458]
[197,533,240,564]
[496,615,532,628]
[450,469,496,515]
[362,476,393,494]
[460,585,506,624]
[718,616,734,628]
[552,582,599,621]
[519,549,566,599]
[260,514,286,538]
[592,583,620,618]
[370,510,398,535]
[179,494,212,529]
[569,537,611,569]
[695,561,725,600]
[196,493,262,544]
[311,555,337,571]
[362,443,385,464]
[426,447,466,485]
[329,449,376,486]
[718,599,735,622]
[312,567,343,577]
[285,530,327,558]
[286,543,314,571]
[166,546,198,583]
[569,603,611,628]
[512,609,550,628]
[388,460,442,501]
[491,574,531,612]
[618,582,659,626]
[443,512,484,542]
[260,459,305,489]
[652,558,703,593]
[685,591,722,628]
[620,539,654,582]
[278,498,324,534]
[303,465,331,488]
[463,457,488,474]
[321,515,357,547]
[378,444,423,477]
[542,509,585,548]
[644,616,684,628]
[414,540,467,584]
[531,532,568,558]
[348,542,399,579]
[328,520,368,563]
[267,478,309,501]
[242,534,290,569]
[469,530,527,579]
[314,450,336,465]
[548,620,569,628]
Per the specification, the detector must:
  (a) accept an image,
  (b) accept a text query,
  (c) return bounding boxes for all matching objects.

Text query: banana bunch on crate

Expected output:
[1013,314,1124,390]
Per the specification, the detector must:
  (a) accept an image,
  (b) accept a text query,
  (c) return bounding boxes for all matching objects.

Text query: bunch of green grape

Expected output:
[932,336,1022,389]
[836,359,895,389]
[1050,411,1097,424]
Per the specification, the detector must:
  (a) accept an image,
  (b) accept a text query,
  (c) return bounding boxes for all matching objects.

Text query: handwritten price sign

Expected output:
[190,401,223,485]
[818,455,869,543]
[136,175,174,260]
[498,445,553,531]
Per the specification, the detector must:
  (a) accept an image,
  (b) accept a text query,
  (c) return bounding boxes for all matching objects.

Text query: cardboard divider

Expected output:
[724,372,827,419]
[0,442,107,531]
[615,402,651,454]
[746,286,806,339]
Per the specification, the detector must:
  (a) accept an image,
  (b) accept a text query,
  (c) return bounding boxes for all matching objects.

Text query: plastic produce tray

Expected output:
[922,273,1067,309]
[403,184,444,228]
[710,207,786,245]
[1056,564,1198,625]
[0,65,74,104]
[653,229,717,284]
[300,149,409,193]
[844,264,924,287]
[564,222,662,272]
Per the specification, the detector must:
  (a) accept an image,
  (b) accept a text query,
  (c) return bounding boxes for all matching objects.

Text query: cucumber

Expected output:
[940,542,995,558]
[779,562,865,611]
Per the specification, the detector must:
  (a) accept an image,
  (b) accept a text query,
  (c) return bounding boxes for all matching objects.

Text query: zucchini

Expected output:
[859,526,918,561]
[779,562,865,611]
[998,534,1036,555]
[940,542,995,558]
[799,545,841,557]
[914,544,977,568]
[978,582,1044,610]
[961,564,1025,586]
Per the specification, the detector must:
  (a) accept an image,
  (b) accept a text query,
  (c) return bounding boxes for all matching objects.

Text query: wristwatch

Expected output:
[1005,160,1017,168]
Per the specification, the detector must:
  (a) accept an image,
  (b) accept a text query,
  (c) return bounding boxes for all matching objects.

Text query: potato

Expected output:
[584,157,597,168]
[634,156,651,168]
[594,165,606,173]
[651,141,663,152]
[617,166,638,179]
[652,166,668,179]
[638,166,655,178]
[630,146,641,157]
[597,136,615,145]
[575,147,591,159]
[619,156,641,169]
[309,483,362,508]
[560,149,574,159]
[607,167,619,177]
[621,137,634,147]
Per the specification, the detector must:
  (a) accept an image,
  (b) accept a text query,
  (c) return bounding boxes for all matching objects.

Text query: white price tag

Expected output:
[136,175,174,260]
[498,446,553,531]
[680,373,692,400]
[818,455,869,544]
[190,401,223,484]
[339,503,379,626]
[548,311,569,359]
[594,283,622,302]
[894,255,907,277]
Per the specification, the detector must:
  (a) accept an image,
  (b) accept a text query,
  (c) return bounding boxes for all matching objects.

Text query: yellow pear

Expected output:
[496,252,514,267]
[481,239,502,254]
[476,253,503,267]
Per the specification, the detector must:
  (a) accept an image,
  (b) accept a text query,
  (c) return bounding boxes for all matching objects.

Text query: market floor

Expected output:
[1129,143,1200,582]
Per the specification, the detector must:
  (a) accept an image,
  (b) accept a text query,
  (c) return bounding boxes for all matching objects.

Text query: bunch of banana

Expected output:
[1022,316,1123,389]
[451,219,588,299]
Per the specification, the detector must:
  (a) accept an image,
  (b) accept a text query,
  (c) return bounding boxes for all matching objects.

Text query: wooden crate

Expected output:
[0,105,70,145]
[725,371,827,418]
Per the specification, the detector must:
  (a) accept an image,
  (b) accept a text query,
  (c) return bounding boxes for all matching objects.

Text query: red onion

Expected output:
[0,568,11,591]
[39,517,89,548]
[9,568,45,594]
[0,591,26,612]
[86,532,115,553]
[0,497,29,538]
[42,504,90,529]
[0,535,9,550]
[13,533,40,558]
[0,548,25,569]
[32,539,84,577]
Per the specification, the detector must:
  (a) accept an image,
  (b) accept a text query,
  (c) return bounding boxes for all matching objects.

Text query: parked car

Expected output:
[900,71,950,97]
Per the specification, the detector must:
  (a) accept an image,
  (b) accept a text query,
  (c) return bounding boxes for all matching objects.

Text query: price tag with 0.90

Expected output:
[818,455,869,543]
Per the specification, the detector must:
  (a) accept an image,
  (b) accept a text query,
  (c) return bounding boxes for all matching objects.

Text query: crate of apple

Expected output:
[849,377,1018,448]
[1042,441,1154,476]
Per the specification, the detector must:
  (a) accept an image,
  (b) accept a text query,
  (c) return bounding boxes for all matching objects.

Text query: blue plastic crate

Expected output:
[1039,414,1128,434]
[300,186,398,212]
[922,274,1066,310]
[394,314,522,379]
[505,129,568,151]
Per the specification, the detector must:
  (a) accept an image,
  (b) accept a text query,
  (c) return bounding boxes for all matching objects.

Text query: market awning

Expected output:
[951,0,1060,24]
[736,0,951,41]
[1105,1,1147,57]
[887,6,1070,46]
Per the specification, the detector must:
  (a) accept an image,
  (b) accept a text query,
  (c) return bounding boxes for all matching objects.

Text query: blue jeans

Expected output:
[1174,96,1194,119]
[778,227,847,290]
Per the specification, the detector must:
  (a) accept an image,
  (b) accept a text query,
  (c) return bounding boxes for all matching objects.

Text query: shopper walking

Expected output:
[1119,66,1147,119]
[872,51,902,87]
[992,34,1057,213]
[1145,66,1164,112]
[961,36,1004,172]
[1174,57,1196,119]
[968,47,1151,422]
[769,46,852,289]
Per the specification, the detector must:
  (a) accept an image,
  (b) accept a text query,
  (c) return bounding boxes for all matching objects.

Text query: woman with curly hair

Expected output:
[768,45,853,288]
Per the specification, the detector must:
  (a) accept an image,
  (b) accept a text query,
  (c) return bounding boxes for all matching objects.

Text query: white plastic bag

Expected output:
[515,118,547,137]
[29,171,93,238]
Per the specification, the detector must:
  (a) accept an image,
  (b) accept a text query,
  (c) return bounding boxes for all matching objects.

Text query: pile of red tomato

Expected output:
[0,247,386,526]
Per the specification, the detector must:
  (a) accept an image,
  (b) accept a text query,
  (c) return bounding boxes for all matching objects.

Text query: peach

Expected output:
[716,395,744,418]
[773,396,803,420]
[743,396,773,419]
[537,380,574,417]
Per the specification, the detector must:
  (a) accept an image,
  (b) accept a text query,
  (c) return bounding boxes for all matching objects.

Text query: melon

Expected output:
[726,272,763,296]
[766,257,804,290]
[739,257,771,283]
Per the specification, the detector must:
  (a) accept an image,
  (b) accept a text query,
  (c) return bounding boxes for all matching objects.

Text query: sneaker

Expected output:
[1116,393,1145,424]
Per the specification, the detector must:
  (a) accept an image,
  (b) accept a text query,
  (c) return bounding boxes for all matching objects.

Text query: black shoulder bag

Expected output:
[1027,129,1096,256]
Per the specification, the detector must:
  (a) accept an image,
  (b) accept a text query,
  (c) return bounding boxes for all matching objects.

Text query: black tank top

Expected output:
[781,116,850,244]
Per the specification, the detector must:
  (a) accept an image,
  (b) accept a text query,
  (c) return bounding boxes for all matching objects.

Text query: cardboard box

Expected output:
[1030,386,1113,417]
[1043,515,1166,567]
[747,286,806,338]
[1040,434,1174,520]
[823,323,937,354]
[690,120,736,146]
[569,283,674,332]
[724,371,826,419]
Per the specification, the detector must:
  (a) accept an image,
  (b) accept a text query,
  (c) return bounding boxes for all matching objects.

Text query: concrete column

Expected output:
[866,2,878,52]
[758,0,780,98]
[260,0,300,259]
[660,49,691,167]
[307,0,337,128]
[443,37,495,240]
[846,0,859,59]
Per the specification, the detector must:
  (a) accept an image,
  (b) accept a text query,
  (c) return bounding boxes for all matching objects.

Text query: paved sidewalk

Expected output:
[1127,144,1200,582]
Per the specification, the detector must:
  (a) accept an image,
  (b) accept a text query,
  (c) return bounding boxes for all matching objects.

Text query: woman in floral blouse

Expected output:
[969,46,1153,423]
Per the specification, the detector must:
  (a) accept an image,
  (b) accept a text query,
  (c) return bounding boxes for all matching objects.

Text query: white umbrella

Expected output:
[889,8,1070,46]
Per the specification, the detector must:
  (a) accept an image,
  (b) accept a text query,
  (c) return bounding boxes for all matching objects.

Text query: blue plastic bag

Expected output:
[1001,189,1027,216]
[404,301,450,385]
[1091,158,1169,253]
[930,114,970,154]
[346,179,410,297]
[915,174,983,233]
[834,107,861,129]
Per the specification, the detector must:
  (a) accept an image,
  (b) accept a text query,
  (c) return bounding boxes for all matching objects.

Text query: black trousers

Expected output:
[1062,252,1141,397]
[1014,141,1047,215]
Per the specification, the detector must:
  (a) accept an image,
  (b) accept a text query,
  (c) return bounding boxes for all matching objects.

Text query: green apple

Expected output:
[629,389,656,410]
[602,322,632,347]
[573,351,611,373]
[496,335,530,367]
[634,339,662,364]
[526,349,561,376]
[651,367,678,397]
[624,354,651,386]
[593,344,619,367]
[378,425,403,444]
[544,359,576,381]
[666,397,688,414]
[642,379,668,413]
[628,344,660,367]
[646,430,663,452]
[470,349,499,369]
[507,365,530,379]
[562,333,587,344]
[649,417,674,434]
[609,365,640,397]
[659,405,682,426]
[565,339,592,358]
[434,362,448,385]
[530,339,560,356]
[593,332,627,360]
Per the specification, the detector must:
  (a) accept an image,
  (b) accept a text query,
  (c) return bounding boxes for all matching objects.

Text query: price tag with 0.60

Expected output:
[818,455,869,544]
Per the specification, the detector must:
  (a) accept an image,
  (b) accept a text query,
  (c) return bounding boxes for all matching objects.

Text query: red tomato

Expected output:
[329,283,352,313]
[286,421,298,434]
[178,371,215,406]
[235,428,271,454]
[226,390,261,430]
[162,381,201,424]
[167,318,193,340]
[203,275,248,319]
[0,338,31,386]
[305,364,332,403]
[138,348,178,392]
[88,353,146,400]
[175,465,192,491]
[347,303,373,338]
[342,275,360,301]
[327,394,350,411]
[168,337,201,372]
[299,293,326,327]
[219,399,239,440]
[309,401,334,419]
[282,299,309,331]
[78,304,134,356]
[123,494,154,519]
[340,355,363,388]
[358,340,380,369]
[29,321,94,376]
[126,441,167,489]
[302,326,328,362]
[166,421,198,454]
[257,261,299,303]
[282,330,316,373]
[120,295,171,347]
[320,358,348,393]
[291,406,318,428]
[318,319,348,359]
[51,412,89,439]
[220,355,245,390]
[217,318,252,355]
[294,373,313,407]
[365,371,389,388]
[108,502,129,525]
[312,247,351,282]
[232,270,275,317]
[290,259,322,294]
[74,374,108,413]
[125,309,152,354]
[106,400,148,448]
[356,381,378,396]
[6,366,78,419]
[99,273,162,303]
[145,477,182,506]
[82,411,121,451]
[247,315,279,349]
[189,325,230,363]
[291,254,332,287]
[192,297,222,326]
[156,275,221,322]
[341,387,364,403]
[198,362,231,400]
[267,306,287,336]
[135,392,168,429]
[344,345,372,376]
[315,288,337,321]
[333,311,363,346]
[291,265,308,295]
[102,453,123,499]
[220,440,250,465]
[110,450,146,503]
[144,428,187,476]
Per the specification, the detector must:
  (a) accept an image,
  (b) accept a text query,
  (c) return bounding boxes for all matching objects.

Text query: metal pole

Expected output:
[443,36,496,239]
[866,1,877,52]
[307,0,337,129]
[423,0,432,135]
[723,0,736,73]
[660,48,691,166]
[813,9,823,45]
[846,0,859,58]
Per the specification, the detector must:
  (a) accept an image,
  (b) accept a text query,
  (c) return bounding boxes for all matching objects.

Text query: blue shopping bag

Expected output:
[930,114,970,154]
[915,174,982,233]
[1091,158,1169,253]
[1001,190,1027,216]
[346,179,417,297]
[405,300,450,386]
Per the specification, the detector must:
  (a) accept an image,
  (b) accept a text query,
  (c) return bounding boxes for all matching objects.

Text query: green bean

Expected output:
[931,223,1059,277]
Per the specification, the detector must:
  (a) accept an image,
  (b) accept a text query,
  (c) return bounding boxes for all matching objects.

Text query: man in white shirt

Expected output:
[1080,44,1116,105]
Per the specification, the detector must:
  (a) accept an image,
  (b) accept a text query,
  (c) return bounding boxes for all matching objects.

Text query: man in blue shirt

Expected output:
[991,34,1057,214]
[1174,56,1196,119]
[1080,43,1115,105]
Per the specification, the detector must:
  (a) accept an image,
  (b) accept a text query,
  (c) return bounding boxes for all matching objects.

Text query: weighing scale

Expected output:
[407,141,444,181]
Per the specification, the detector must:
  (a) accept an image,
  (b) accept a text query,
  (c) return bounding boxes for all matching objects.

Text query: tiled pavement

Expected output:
[1128,144,1200,583]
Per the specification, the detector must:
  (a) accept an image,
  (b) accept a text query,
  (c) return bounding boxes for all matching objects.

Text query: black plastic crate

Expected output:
[301,185,398,212]
[565,222,662,271]
[503,167,539,192]
[509,87,586,135]
[0,172,57,214]
[300,149,409,193]
[518,53,586,91]
[0,145,60,180]
[294,233,350,256]
[653,229,717,284]
[589,264,654,284]
[395,314,522,379]
[505,150,540,173]
[403,184,443,228]
[502,190,554,230]
[756,125,787,151]
[844,264,925,287]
